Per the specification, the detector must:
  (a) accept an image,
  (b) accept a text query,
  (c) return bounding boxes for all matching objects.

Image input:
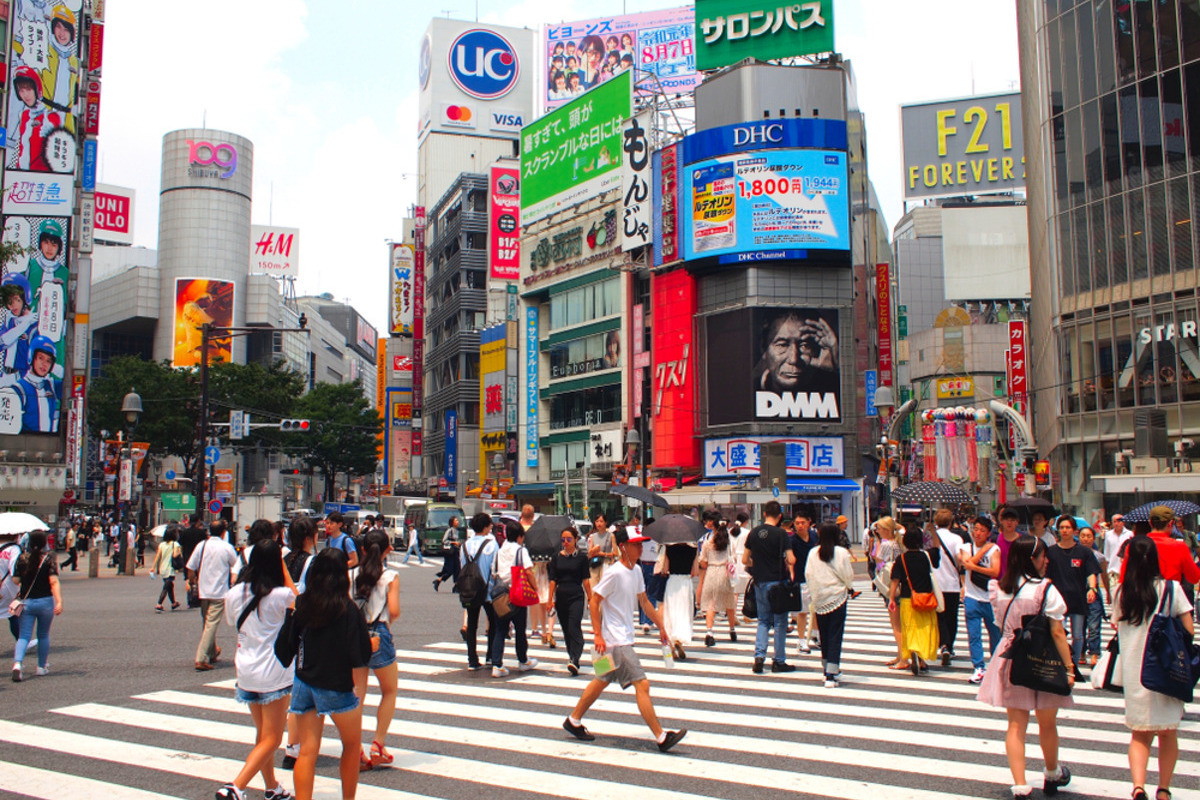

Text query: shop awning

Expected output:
[509,482,557,494]
[785,478,862,493]
[1089,473,1200,494]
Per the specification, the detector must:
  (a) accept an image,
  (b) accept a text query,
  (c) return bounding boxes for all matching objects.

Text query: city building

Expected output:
[1017,1,1200,512]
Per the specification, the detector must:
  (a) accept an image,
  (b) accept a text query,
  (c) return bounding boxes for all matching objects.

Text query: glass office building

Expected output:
[1020,1,1200,512]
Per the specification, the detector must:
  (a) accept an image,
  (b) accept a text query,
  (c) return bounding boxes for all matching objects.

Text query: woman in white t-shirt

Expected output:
[490,523,540,677]
[218,539,298,800]
[350,529,401,769]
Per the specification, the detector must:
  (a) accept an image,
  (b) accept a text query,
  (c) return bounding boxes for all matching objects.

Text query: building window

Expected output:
[548,384,621,430]
[549,278,620,330]
[549,330,620,379]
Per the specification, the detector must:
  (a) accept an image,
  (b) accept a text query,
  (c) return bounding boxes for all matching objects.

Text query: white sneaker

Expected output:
[969,667,985,684]
[518,658,539,671]
[491,666,510,678]
[823,678,838,688]
[798,642,811,654]
[35,666,49,677]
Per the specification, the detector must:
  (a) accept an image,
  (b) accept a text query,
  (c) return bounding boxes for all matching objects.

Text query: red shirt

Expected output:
[1120,531,1200,584]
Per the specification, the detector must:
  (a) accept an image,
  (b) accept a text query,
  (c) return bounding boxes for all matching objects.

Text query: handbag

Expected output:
[170,543,184,572]
[1000,579,1072,696]
[872,559,893,597]
[767,534,802,614]
[509,549,540,607]
[273,608,297,667]
[1090,635,1123,694]
[969,543,994,591]
[8,556,47,617]
[492,591,512,617]
[742,578,758,619]
[900,553,940,612]
[1140,581,1200,703]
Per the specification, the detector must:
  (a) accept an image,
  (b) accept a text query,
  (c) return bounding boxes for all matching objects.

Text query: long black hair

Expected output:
[817,522,840,563]
[1119,536,1162,626]
[234,539,286,616]
[295,548,351,629]
[20,530,47,583]
[998,535,1045,595]
[354,529,391,599]
[288,516,317,552]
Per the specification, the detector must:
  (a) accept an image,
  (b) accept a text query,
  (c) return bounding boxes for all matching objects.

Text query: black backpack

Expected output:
[285,550,310,583]
[457,540,487,608]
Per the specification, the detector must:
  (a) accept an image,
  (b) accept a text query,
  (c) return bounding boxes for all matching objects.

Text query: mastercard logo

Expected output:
[445,105,473,121]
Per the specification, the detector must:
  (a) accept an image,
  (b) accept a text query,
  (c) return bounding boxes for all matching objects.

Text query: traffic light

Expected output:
[280,419,311,432]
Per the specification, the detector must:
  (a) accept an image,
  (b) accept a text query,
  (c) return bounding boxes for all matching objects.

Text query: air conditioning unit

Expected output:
[1129,457,1162,474]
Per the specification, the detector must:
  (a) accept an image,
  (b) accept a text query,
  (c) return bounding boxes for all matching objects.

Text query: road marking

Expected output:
[0,761,189,800]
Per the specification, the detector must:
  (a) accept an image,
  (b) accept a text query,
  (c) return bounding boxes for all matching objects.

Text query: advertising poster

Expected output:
[876,262,893,386]
[650,268,700,470]
[706,307,842,426]
[0,214,69,434]
[390,428,412,486]
[652,144,680,267]
[621,112,652,252]
[249,225,299,276]
[525,306,539,468]
[480,325,507,433]
[487,164,520,280]
[704,435,844,479]
[390,243,415,335]
[94,184,134,244]
[172,278,234,367]
[544,7,697,110]
[6,0,83,172]
[3,169,75,216]
[695,0,833,71]
[521,70,632,226]
[682,149,849,263]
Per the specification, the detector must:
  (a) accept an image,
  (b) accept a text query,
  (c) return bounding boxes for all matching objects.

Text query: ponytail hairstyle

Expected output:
[711,519,730,552]
[354,529,391,599]
[21,530,47,584]
[288,515,317,553]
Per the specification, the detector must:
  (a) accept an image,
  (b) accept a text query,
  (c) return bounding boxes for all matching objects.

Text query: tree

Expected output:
[208,360,306,453]
[293,380,382,500]
[87,357,201,472]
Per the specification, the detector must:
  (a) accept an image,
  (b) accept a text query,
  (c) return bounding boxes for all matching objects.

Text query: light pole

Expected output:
[118,390,142,576]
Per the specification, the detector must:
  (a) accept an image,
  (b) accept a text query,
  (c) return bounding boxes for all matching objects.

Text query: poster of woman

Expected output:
[172,278,234,367]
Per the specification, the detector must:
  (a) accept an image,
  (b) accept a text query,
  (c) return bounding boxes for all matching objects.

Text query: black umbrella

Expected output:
[1123,500,1200,523]
[1002,496,1058,522]
[890,480,973,506]
[523,514,574,557]
[643,513,705,545]
[609,483,671,510]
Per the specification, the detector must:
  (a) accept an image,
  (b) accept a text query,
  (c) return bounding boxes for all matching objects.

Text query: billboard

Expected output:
[5,0,83,174]
[621,112,652,252]
[704,435,845,479]
[875,262,893,387]
[695,0,834,71]
[941,206,1031,301]
[94,183,134,244]
[487,163,520,280]
[681,149,849,263]
[521,70,632,226]
[544,7,698,111]
[390,243,415,335]
[0,215,69,434]
[652,144,680,266]
[650,269,700,470]
[480,324,506,434]
[249,225,299,276]
[172,278,234,367]
[3,169,75,216]
[900,92,1025,201]
[706,306,842,425]
[417,18,536,143]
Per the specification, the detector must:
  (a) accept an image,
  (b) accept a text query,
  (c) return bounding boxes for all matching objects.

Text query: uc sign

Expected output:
[448,28,519,100]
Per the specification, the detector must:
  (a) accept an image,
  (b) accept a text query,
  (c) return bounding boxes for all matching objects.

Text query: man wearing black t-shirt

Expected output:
[743,500,796,675]
[1045,518,1101,669]
[789,509,817,653]
[178,515,206,609]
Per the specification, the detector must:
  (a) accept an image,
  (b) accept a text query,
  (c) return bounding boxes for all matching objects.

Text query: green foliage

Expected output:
[293,380,382,498]
[87,357,200,470]
[208,360,306,452]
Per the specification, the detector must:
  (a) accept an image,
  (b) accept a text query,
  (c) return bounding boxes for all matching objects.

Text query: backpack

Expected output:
[284,550,311,583]
[457,539,488,608]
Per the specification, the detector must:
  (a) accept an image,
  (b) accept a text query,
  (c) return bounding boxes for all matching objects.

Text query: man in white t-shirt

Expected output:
[186,521,239,671]
[562,526,686,752]
[931,509,965,666]
[1101,514,1131,586]
[958,515,1001,684]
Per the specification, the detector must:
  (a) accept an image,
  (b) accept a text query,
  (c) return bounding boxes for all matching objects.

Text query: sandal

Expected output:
[370,740,393,767]
[884,657,900,667]
[359,748,373,772]
[1132,788,1148,800]
[1155,789,1171,800]
[888,661,911,670]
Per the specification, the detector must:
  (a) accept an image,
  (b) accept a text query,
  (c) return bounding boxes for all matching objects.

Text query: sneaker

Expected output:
[35,666,49,677]
[11,666,21,683]
[657,729,687,752]
[215,783,246,800]
[518,658,539,671]
[155,604,163,612]
[797,642,811,654]
[672,641,687,661]
[823,677,839,688]
[969,667,985,684]
[467,662,485,670]
[909,658,920,676]
[1043,765,1071,796]
[704,633,716,648]
[729,630,738,643]
[566,662,579,676]
[265,786,294,800]
[771,661,795,673]
[752,657,765,674]
[491,666,510,678]
[562,717,595,741]
[281,744,300,770]
[195,661,215,671]
[940,647,952,667]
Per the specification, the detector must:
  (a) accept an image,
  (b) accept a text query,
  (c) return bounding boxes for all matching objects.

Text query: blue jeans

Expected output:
[1066,612,1085,666]
[753,580,788,662]
[403,538,423,564]
[1085,596,1105,657]
[14,596,54,667]
[963,596,1000,671]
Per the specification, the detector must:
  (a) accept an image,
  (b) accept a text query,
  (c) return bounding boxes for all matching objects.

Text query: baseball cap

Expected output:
[614,526,650,545]
[1149,505,1175,524]
[836,515,848,525]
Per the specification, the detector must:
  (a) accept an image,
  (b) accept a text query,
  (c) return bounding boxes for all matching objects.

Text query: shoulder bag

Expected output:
[936,532,965,577]
[768,534,802,614]
[742,577,758,619]
[900,552,940,613]
[1090,634,1123,694]
[1141,581,1200,703]
[510,548,540,607]
[8,556,47,617]
[999,579,1072,696]
[170,543,184,572]
[490,544,513,617]
[273,607,298,667]
[969,543,994,591]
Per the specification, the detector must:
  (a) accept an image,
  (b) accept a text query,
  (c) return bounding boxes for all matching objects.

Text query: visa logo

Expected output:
[492,112,523,127]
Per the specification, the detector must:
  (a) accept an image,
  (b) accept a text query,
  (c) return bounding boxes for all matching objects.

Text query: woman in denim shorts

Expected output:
[350,529,401,769]
[217,540,298,800]
[280,548,372,800]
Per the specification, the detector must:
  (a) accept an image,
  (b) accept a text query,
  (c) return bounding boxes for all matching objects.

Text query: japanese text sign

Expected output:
[704,436,844,479]
[695,0,834,71]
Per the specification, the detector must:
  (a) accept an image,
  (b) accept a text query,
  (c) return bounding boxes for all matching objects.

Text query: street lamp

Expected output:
[118,390,142,575]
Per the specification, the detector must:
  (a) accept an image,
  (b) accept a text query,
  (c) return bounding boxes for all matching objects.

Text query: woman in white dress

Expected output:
[656,539,698,660]
[1115,536,1194,800]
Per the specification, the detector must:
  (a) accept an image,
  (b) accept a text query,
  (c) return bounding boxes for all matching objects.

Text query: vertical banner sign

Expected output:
[412,207,427,459]
[81,139,98,192]
[621,111,652,252]
[865,369,878,417]
[89,22,104,73]
[488,164,520,280]
[525,306,539,467]
[653,144,680,266]
[444,408,458,489]
[632,302,644,418]
[875,263,893,387]
[1008,319,1028,420]
[84,78,101,135]
[389,244,415,335]
[78,194,94,253]
[119,457,132,502]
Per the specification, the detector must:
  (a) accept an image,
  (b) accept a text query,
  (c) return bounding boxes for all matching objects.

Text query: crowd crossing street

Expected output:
[1,567,1192,800]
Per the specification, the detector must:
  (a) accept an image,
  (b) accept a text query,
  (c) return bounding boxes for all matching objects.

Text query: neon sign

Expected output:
[187,140,238,179]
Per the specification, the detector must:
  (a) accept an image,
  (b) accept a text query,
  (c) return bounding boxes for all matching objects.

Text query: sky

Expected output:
[99,0,1020,336]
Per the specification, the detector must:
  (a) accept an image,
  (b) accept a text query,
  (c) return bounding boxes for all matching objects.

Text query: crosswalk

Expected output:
[5,581,1197,800]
